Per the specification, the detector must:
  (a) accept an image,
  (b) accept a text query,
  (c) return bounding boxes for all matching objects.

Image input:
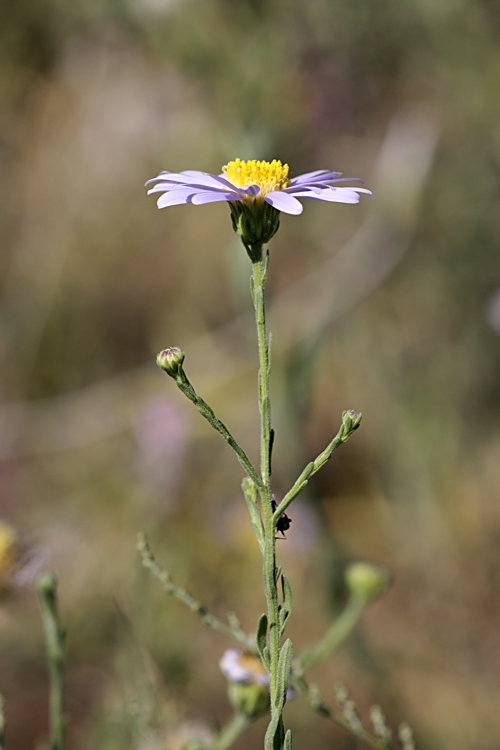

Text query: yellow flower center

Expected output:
[238,653,269,682]
[0,522,19,580]
[222,159,291,196]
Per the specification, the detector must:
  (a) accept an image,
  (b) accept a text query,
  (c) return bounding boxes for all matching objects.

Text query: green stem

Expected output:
[137,534,254,651]
[295,594,368,674]
[211,711,253,750]
[293,676,395,750]
[274,410,361,521]
[251,256,283,750]
[35,573,66,750]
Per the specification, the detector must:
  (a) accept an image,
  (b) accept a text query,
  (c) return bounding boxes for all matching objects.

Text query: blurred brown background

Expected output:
[1,0,500,748]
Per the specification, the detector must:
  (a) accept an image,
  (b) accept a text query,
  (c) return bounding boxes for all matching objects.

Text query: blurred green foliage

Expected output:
[0,0,500,748]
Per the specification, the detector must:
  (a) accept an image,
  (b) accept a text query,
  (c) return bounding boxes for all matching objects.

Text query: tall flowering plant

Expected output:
[141,159,414,750]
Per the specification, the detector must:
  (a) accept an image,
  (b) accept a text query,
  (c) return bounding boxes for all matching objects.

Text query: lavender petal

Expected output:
[181,170,245,192]
[150,174,234,192]
[148,182,202,195]
[145,171,173,186]
[157,189,200,208]
[290,170,342,186]
[288,187,361,204]
[264,191,303,215]
[190,191,239,205]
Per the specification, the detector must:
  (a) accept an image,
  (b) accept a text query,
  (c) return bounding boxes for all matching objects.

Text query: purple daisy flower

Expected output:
[146,158,371,216]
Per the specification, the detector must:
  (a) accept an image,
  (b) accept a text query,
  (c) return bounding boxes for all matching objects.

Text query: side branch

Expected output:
[293,676,396,750]
[274,410,361,522]
[295,593,368,674]
[137,534,254,651]
[35,573,66,750]
[157,348,263,492]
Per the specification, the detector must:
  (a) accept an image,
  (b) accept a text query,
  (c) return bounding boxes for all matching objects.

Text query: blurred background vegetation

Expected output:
[0,0,500,748]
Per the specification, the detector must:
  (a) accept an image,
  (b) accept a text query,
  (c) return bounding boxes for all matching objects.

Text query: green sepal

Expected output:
[256,613,269,668]
[275,639,293,709]
[279,574,293,636]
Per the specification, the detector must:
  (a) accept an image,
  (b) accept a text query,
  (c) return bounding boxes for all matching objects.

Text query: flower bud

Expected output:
[219,648,270,718]
[157,347,185,379]
[345,561,390,600]
[228,200,281,261]
[228,681,270,717]
[341,409,362,440]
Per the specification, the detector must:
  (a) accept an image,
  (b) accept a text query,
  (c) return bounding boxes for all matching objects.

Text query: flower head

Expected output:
[219,648,294,717]
[219,648,269,686]
[146,159,370,217]
[219,648,271,717]
[147,158,370,261]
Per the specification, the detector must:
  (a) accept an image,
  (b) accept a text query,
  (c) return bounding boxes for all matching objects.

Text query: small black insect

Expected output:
[271,499,292,539]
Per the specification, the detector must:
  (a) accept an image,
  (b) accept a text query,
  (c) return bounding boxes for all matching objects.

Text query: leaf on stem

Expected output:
[284,729,292,750]
[256,613,269,669]
[264,710,281,750]
[241,478,264,552]
[275,639,293,710]
[279,575,293,637]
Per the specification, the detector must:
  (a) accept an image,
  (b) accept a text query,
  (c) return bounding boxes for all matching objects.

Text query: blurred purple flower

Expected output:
[220,648,269,686]
[134,396,189,503]
[146,159,371,216]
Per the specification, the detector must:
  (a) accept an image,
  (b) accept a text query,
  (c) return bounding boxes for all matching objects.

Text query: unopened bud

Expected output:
[341,409,362,440]
[157,347,185,379]
[345,561,390,600]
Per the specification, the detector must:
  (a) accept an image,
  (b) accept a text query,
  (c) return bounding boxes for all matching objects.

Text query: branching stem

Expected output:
[252,256,286,750]
[210,711,254,750]
[137,534,254,652]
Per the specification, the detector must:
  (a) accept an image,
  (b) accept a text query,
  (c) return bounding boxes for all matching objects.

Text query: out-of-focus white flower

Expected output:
[0,520,43,591]
[219,648,294,717]
[219,648,269,686]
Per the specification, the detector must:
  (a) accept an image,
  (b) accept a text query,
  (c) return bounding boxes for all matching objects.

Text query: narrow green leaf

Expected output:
[276,639,293,709]
[268,427,275,476]
[256,614,269,667]
[263,646,271,667]
[284,729,292,750]
[242,478,264,552]
[275,566,282,584]
[279,574,293,636]
[242,477,256,501]
[264,710,280,750]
